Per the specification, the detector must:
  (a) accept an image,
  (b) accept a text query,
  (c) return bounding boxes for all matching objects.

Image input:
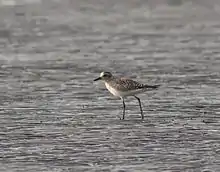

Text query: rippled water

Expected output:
[0,0,220,172]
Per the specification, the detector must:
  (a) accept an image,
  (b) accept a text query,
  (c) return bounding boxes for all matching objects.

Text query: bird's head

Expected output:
[94,71,113,81]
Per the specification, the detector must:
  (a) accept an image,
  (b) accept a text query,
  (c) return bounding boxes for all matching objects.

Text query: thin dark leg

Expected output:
[122,98,126,120]
[134,96,144,120]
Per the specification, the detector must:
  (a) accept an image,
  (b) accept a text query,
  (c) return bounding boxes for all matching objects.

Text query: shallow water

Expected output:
[0,0,220,172]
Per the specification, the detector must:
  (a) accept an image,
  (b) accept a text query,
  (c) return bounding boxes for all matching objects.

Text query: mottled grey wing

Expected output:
[113,78,145,91]
[110,78,160,91]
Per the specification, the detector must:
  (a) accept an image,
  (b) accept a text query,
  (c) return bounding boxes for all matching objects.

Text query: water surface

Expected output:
[0,0,220,172]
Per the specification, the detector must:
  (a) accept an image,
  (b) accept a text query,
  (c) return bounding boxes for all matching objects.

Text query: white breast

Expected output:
[105,82,121,97]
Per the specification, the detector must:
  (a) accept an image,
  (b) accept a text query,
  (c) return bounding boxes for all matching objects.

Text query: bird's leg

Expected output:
[134,96,144,120]
[121,98,126,120]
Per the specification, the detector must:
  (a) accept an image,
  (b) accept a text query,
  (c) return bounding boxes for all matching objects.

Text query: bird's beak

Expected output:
[94,77,101,81]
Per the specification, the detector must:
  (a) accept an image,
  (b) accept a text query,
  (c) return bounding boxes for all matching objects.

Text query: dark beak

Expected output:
[94,77,101,81]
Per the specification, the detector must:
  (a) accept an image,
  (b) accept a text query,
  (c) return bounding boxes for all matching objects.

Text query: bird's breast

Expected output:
[105,82,121,97]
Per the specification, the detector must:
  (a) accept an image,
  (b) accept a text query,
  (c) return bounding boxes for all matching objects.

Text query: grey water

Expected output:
[0,0,220,171]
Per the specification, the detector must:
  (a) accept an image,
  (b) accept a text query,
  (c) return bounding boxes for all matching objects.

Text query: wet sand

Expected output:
[0,0,219,171]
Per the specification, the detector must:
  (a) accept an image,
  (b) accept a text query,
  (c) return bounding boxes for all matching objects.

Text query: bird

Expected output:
[94,71,160,120]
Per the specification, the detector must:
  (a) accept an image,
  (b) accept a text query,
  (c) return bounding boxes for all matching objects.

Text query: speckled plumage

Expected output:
[106,77,158,92]
[94,71,160,120]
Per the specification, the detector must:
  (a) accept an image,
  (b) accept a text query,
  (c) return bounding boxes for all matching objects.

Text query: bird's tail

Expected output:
[143,84,160,89]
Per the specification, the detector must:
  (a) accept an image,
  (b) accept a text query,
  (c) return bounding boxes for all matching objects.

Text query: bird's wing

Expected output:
[113,77,145,91]
[113,77,160,91]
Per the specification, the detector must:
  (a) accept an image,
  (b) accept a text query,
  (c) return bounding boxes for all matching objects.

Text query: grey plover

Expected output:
[94,71,160,120]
